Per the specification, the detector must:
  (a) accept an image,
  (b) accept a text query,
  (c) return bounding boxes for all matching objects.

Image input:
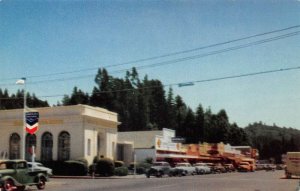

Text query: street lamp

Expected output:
[16,77,26,160]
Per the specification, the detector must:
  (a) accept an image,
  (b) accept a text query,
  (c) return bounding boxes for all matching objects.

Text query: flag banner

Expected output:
[25,112,39,134]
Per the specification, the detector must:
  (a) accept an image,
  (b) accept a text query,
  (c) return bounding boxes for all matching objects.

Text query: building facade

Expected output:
[0,105,120,165]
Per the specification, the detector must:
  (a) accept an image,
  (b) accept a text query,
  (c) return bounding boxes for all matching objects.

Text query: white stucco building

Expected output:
[0,105,120,165]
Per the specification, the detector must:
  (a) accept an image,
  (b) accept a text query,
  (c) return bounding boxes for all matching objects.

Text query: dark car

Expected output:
[146,162,171,178]
[168,168,184,177]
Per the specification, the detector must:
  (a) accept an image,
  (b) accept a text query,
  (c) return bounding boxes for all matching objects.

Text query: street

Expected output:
[36,170,299,191]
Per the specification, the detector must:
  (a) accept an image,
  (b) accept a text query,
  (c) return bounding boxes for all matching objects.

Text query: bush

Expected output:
[144,157,153,164]
[128,162,151,174]
[64,160,88,176]
[114,161,124,168]
[75,158,88,167]
[114,167,128,176]
[42,161,66,175]
[96,157,115,177]
[42,160,87,176]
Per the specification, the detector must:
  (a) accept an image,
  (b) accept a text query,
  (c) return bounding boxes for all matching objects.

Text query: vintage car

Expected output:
[174,162,196,176]
[27,162,53,176]
[193,163,211,174]
[205,163,226,173]
[237,162,251,172]
[223,164,235,172]
[0,160,49,191]
[146,162,172,178]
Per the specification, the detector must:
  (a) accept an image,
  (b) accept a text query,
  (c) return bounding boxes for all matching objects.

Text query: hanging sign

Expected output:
[25,112,39,134]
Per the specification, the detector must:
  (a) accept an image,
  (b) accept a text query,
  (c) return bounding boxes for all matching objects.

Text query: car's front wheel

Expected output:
[36,177,46,190]
[3,179,17,191]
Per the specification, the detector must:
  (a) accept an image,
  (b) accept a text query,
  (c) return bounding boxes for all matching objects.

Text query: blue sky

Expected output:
[1,0,300,128]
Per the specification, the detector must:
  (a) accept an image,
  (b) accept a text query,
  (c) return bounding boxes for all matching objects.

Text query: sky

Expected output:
[0,0,300,129]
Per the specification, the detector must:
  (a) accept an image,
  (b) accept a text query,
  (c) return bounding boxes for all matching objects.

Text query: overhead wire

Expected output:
[0,25,300,82]
[1,30,299,87]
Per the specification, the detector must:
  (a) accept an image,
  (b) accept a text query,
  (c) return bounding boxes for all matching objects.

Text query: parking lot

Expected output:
[40,170,298,191]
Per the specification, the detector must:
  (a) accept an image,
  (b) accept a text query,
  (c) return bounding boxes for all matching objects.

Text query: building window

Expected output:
[87,139,91,156]
[58,131,70,161]
[25,134,36,161]
[41,132,53,162]
[9,133,20,159]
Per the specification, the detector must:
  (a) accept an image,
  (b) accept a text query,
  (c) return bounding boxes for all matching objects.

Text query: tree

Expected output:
[90,68,114,110]
[183,108,196,143]
[166,88,177,130]
[174,95,187,138]
[62,87,89,105]
[195,104,205,143]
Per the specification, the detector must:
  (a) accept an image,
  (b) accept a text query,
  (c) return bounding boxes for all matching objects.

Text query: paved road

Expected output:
[32,170,299,191]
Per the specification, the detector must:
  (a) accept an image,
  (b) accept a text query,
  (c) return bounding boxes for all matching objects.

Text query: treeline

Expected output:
[0,89,49,109]
[62,68,249,145]
[245,122,300,163]
[2,68,300,162]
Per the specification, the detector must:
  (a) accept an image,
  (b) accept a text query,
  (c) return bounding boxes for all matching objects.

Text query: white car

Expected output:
[194,163,211,174]
[175,162,196,176]
[27,162,53,176]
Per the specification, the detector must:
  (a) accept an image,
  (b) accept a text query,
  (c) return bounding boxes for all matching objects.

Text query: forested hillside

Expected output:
[245,122,300,163]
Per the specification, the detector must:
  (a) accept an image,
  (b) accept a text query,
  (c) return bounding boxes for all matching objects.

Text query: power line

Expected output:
[1,65,299,101]
[1,25,300,82]
[112,31,300,73]
[1,30,299,87]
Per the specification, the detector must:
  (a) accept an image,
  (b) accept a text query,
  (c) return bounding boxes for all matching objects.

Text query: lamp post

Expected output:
[16,77,26,160]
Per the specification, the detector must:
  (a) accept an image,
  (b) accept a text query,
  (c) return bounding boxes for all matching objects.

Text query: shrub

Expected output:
[64,160,88,176]
[114,161,124,168]
[42,161,65,175]
[144,157,153,164]
[88,164,97,175]
[128,162,151,174]
[75,158,88,167]
[96,157,115,177]
[114,167,128,176]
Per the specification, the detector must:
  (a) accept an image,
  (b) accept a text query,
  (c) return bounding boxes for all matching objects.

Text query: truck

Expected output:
[237,158,256,172]
[285,152,300,179]
[0,160,49,191]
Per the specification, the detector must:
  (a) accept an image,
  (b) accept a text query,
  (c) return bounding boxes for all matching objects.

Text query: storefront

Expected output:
[0,105,120,165]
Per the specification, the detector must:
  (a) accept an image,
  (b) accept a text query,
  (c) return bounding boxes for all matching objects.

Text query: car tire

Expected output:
[3,179,16,191]
[36,177,46,190]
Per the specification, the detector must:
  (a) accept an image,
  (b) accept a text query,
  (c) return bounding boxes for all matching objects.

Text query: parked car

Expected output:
[237,162,251,172]
[146,162,171,178]
[168,168,184,177]
[224,164,235,172]
[193,163,211,174]
[27,162,53,176]
[264,164,276,171]
[0,160,49,191]
[174,162,196,176]
[212,163,227,173]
